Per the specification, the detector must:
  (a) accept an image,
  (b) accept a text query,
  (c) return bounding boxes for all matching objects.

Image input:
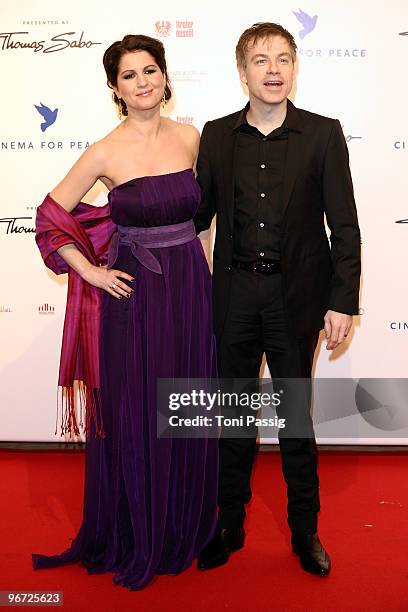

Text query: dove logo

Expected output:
[34,102,58,132]
[293,8,318,39]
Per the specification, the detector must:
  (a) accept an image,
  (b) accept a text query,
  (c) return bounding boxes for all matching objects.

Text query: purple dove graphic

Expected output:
[293,8,318,39]
[34,102,58,132]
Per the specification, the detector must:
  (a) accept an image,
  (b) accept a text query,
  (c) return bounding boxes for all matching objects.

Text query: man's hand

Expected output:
[324,310,353,350]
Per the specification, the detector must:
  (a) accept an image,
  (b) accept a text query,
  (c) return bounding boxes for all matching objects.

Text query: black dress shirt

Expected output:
[232,102,298,262]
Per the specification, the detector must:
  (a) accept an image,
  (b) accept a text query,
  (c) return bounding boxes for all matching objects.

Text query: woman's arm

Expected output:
[51,143,107,212]
[46,142,134,299]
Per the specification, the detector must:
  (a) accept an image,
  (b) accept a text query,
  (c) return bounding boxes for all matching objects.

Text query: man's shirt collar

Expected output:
[232,99,302,134]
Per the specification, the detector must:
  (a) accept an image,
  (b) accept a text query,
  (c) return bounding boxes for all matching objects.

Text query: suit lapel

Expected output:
[281,100,305,219]
[221,127,239,233]
[281,130,303,219]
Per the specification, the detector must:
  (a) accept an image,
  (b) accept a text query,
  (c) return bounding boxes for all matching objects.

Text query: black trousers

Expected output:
[217,267,320,535]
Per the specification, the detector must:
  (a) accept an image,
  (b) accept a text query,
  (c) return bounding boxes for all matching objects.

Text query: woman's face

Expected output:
[113,50,165,113]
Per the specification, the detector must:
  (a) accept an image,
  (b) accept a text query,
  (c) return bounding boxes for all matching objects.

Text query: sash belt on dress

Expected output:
[107,220,196,275]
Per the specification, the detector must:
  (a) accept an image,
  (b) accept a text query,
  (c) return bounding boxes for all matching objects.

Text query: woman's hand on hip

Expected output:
[82,264,134,299]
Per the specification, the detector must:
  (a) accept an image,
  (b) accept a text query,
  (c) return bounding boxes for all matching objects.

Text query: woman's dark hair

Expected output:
[103,34,172,116]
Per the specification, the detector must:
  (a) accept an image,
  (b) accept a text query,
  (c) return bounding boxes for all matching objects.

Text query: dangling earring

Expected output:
[118,98,124,120]
[161,94,167,109]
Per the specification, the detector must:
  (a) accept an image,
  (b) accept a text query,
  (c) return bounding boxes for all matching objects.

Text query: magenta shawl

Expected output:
[35,194,117,437]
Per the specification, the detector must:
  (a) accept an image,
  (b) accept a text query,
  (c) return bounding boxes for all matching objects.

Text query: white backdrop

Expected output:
[0,0,407,442]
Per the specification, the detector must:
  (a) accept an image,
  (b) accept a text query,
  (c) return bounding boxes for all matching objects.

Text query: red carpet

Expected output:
[1,449,407,611]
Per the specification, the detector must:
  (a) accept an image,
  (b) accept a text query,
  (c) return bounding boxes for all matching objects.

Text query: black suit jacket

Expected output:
[194,100,361,339]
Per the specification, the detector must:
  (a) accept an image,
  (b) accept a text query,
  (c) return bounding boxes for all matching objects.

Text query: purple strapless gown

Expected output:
[32,169,218,590]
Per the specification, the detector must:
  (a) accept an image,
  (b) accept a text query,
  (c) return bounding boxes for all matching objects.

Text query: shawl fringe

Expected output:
[35,193,116,439]
[56,383,106,439]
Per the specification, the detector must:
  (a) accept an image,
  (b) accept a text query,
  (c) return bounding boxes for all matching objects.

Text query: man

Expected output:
[194,22,361,576]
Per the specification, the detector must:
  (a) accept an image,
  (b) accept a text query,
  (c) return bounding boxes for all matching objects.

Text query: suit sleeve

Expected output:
[322,119,361,314]
[194,121,216,234]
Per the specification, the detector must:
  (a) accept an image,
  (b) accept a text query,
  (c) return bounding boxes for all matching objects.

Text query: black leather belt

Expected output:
[232,260,281,274]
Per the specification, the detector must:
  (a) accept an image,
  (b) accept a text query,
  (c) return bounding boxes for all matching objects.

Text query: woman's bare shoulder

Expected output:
[164,118,200,154]
[167,118,199,139]
[85,127,127,168]
[94,125,124,150]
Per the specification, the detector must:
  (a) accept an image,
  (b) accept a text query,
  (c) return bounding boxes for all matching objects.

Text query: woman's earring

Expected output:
[118,99,123,120]
[161,94,167,109]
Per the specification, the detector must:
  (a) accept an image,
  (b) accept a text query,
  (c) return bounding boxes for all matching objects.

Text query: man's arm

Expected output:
[194,122,216,234]
[322,119,361,349]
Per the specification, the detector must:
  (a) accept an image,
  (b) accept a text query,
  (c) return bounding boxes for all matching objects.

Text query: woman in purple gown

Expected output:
[32,34,218,590]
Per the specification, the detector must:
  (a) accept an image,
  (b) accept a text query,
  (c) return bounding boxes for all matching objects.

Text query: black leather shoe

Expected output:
[197,526,245,570]
[291,533,331,576]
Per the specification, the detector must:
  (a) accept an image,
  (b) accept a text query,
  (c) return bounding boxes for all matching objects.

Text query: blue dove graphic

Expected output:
[34,102,58,132]
[293,8,318,39]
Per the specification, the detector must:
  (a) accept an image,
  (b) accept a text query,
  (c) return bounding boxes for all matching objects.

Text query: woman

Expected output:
[32,34,218,590]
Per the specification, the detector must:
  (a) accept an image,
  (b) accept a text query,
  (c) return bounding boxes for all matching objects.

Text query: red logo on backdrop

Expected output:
[155,21,172,37]
[176,116,193,124]
[176,21,194,38]
[38,303,55,314]
[154,20,194,38]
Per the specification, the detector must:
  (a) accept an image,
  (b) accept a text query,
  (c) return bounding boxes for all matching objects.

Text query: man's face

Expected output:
[238,35,295,106]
